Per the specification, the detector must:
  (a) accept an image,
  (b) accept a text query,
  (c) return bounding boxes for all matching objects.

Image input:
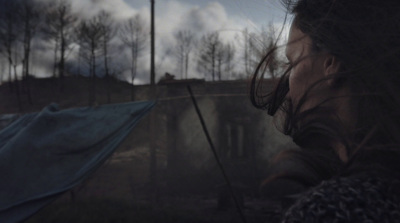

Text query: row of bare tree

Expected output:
[0,0,149,107]
[0,0,280,109]
[173,24,279,82]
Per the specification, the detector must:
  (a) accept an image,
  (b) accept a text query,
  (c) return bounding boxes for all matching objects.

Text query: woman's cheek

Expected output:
[288,68,301,98]
[288,63,311,106]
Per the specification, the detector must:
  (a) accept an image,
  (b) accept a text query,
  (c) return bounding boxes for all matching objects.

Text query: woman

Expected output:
[251,0,400,221]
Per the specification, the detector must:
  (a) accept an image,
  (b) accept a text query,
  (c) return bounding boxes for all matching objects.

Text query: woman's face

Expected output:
[286,23,351,161]
[286,24,331,112]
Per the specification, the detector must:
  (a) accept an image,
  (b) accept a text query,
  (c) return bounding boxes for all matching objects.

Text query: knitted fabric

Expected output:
[282,175,400,222]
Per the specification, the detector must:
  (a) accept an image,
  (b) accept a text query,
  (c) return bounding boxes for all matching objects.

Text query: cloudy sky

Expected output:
[26,0,290,84]
[125,0,286,25]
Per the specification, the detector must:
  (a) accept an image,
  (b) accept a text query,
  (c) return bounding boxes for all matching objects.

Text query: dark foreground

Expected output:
[24,195,282,223]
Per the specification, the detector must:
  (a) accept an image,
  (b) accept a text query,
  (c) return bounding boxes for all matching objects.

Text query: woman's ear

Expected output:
[324,55,342,87]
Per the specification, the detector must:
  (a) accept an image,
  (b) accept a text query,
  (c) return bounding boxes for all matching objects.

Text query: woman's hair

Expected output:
[252,0,400,188]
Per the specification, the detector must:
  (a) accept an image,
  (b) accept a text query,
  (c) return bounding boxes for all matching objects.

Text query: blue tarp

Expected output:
[0,101,155,223]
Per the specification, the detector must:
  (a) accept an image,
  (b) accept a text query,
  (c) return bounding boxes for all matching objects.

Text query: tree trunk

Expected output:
[212,47,215,81]
[104,38,111,103]
[130,45,139,101]
[53,37,59,78]
[131,49,137,101]
[60,30,65,79]
[92,49,96,106]
[13,64,22,112]
[88,56,92,106]
[185,53,189,79]
[7,56,13,93]
[25,40,33,105]
[179,49,184,79]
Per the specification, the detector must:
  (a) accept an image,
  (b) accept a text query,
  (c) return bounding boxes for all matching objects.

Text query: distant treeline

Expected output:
[0,0,282,108]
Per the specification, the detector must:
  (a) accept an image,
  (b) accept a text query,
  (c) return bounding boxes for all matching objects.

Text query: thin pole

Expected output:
[187,85,247,223]
[149,0,157,206]
[150,0,155,85]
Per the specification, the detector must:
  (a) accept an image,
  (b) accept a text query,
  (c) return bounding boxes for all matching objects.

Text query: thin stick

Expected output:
[187,85,247,223]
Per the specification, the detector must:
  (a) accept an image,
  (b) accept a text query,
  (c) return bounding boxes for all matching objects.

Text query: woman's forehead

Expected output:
[286,25,313,60]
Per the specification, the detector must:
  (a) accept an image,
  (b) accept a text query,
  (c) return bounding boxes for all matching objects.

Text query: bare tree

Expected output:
[76,15,104,106]
[215,41,236,80]
[197,32,222,81]
[43,0,77,80]
[119,14,147,100]
[98,10,117,103]
[216,43,225,81]
[12,47,23,111]
[174,30,196,79]
[0,1,20,92]
[241,28,253,76]
[20,0,42,104]
[98,11,116,79]
[224,42,236,78]
[0,1,24,111]
[248,24,279,79]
